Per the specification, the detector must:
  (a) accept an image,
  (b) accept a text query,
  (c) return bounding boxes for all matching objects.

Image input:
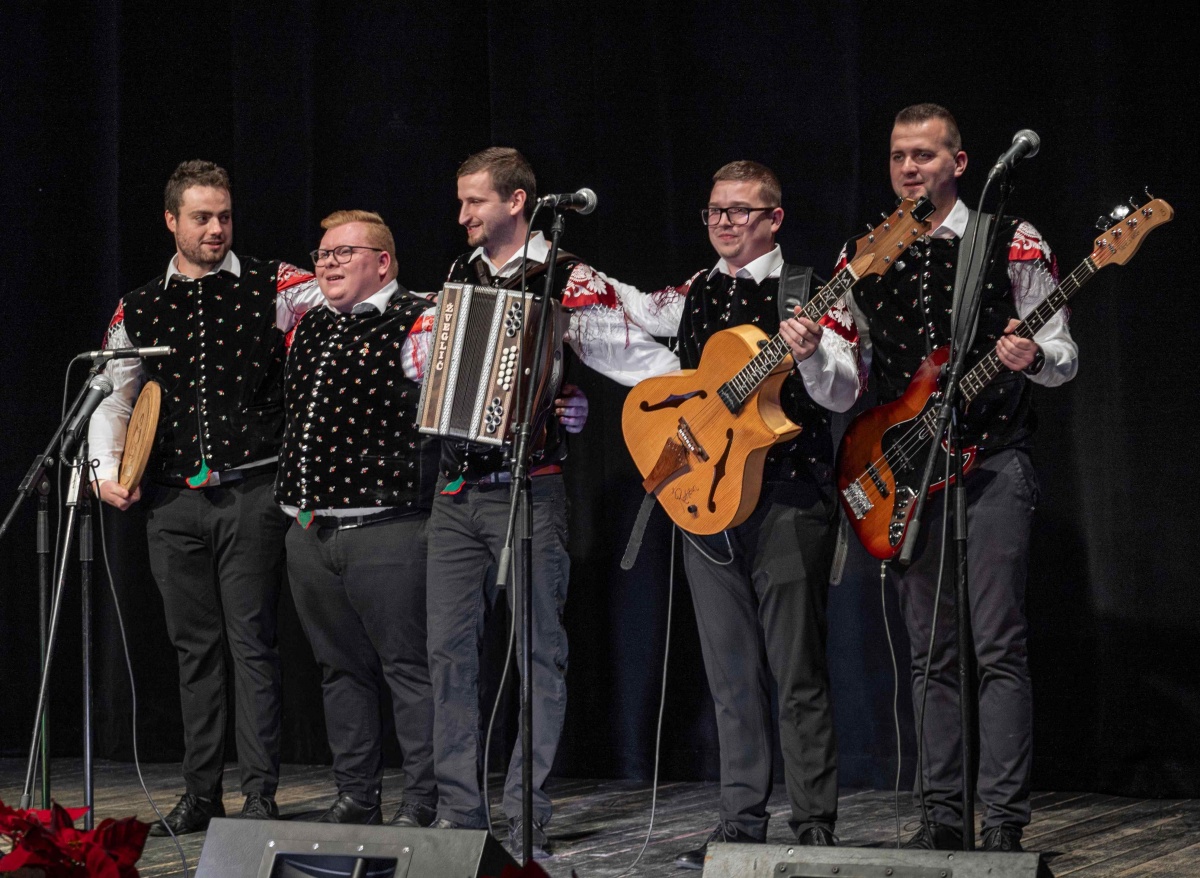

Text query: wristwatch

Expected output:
[1024,346,1046,376]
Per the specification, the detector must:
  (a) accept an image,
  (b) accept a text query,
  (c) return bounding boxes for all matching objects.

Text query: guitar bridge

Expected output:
[843,481,873,520]
[888,487,917,546]
[676,418,709,462]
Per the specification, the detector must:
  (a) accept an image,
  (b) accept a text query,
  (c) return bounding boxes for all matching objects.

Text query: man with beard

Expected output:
[424,147,677,859]
[89,160,323,835]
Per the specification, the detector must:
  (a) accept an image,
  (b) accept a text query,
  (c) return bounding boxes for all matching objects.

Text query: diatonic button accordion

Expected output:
[417,282,564,446]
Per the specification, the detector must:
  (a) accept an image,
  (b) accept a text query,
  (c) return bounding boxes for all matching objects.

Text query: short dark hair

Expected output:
[893,103,962,152]
[164,160,231,216]
[712,160,782,207]
[457,147,537,219]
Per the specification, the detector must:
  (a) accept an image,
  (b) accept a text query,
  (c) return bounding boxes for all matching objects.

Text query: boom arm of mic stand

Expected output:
[1,361,105,542]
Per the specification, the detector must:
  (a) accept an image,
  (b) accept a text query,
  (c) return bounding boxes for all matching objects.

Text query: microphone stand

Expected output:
[12,359,108,827]
[895,177,1012,851]
[494,208,568,864]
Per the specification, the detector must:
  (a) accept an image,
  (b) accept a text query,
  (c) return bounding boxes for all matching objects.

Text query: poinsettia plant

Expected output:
[0,799,149,877]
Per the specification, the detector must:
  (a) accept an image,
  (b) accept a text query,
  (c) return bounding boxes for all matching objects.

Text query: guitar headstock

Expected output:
[1090,194,1174,269]
[849,197,935,279]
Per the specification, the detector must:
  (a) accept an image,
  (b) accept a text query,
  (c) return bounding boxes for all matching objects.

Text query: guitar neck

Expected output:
[719,268,856,409]
[958,256,1097,403]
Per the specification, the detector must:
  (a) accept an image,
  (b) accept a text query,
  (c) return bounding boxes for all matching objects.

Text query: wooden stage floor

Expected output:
[3,759,1198,876]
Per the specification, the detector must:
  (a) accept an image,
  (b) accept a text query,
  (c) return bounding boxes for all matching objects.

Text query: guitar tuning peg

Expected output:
[865,223,875,232]
[1127,196,1140,210]
[880,212,889,220]
[1094,215,1115,232]
[1143,185,1155,201]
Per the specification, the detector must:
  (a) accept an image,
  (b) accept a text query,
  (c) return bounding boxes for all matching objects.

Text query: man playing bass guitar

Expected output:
[787,104,1077,853]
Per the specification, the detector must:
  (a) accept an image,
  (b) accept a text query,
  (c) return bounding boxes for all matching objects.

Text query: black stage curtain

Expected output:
[2,2,1196,800]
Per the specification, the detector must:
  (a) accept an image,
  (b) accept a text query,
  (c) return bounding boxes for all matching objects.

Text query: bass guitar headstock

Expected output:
[849,196,935,279]
[1091,191,1174,269]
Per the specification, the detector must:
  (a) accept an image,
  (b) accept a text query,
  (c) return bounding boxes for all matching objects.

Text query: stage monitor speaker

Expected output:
[195,817,518,878]
[702,842,1053,877]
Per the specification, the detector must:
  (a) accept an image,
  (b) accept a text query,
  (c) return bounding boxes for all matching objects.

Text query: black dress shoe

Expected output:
[508,817,551,860]
[981,824,1024,852]
[902,821,963,851]
[674,822,765,871]
[389,802,437,827]
[318,793,382,825]
[797,825,837,846]
[430,818,461,829]
[149,793,224,837]
[241,793,279,820]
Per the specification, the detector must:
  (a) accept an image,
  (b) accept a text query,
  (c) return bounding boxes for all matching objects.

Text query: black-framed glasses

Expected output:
[309,245,385,266]
[700,206,777,227]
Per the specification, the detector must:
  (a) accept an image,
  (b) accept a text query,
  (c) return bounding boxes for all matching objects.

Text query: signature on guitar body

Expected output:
[837,196,1174,559]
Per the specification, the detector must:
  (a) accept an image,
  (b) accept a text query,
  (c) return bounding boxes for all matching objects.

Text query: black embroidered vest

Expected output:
[121,257,288,482]
[678,266,835,483]
[437,252,581,480]
[851,217,1033,450]
[276,291,438,512]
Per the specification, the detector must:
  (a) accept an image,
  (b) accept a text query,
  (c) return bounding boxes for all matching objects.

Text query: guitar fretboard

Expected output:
[958,256,1097,404]
[718,269,857,412]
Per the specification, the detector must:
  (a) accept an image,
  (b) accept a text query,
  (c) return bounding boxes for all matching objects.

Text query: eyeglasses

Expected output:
[700,206,777,227]
[309,245,385,266]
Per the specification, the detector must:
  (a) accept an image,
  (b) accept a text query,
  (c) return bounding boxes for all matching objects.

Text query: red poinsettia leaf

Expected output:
[29,806,92,825]
[49,801,77,834]
[488,862,552,878]
[92,816,151,866]
[0,798,42,834]
[85,841,125,878]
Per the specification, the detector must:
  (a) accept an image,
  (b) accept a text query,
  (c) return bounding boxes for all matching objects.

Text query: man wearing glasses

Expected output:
[609,161,862,868]
[276,210,440,827]
[88,160,324,834]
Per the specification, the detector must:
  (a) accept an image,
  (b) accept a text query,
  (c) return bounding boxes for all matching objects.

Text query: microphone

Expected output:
[60,374,115,459]
[988,129,1041,180]
[77,345,174,360]
[537,188,598,215]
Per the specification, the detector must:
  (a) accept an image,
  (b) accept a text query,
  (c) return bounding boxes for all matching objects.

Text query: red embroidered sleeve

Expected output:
[1009,221,1058,281]
[561,264,619,309]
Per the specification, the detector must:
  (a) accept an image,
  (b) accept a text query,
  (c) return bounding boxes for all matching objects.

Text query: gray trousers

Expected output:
[682,479,839,839]
[426,475,569,828]
[144,471,287,800]
[897,447,1039,832]
[286,513,436,806]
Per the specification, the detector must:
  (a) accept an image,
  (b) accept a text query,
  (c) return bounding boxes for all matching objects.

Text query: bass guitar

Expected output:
[622,197,934,535]
[837,196,1174,559]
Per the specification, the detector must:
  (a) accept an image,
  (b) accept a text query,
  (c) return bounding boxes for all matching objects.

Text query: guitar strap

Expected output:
[949,210,996,357]
[776,262,816,323]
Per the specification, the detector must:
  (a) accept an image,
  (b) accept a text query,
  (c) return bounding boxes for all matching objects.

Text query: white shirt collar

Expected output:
[163,250,241,289]
[471,230,550,277]
[324,279,399,315]
[707,244,784,284]
[930,199,969,239]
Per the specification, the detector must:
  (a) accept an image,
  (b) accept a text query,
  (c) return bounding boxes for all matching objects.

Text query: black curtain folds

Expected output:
[2,2,1196,799]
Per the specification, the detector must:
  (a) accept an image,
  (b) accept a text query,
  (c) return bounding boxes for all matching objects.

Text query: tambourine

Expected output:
[118,381,161,490]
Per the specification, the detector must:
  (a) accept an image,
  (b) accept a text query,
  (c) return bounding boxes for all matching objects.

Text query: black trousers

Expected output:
[143,471,287,800]
[682,478,839,839]
[286,513,436,806]
[426,475,570,828]
[896,447,1039,833]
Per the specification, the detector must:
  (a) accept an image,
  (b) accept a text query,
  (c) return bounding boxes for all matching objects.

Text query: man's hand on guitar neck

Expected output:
[996,318,1043,373]
[779,311,825,365]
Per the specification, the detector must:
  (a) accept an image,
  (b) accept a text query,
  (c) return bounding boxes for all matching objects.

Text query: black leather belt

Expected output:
[158,461,277,489]
[307,508,413,531]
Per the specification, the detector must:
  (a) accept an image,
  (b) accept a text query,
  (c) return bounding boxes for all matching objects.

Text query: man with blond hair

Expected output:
[277,210,440,826]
